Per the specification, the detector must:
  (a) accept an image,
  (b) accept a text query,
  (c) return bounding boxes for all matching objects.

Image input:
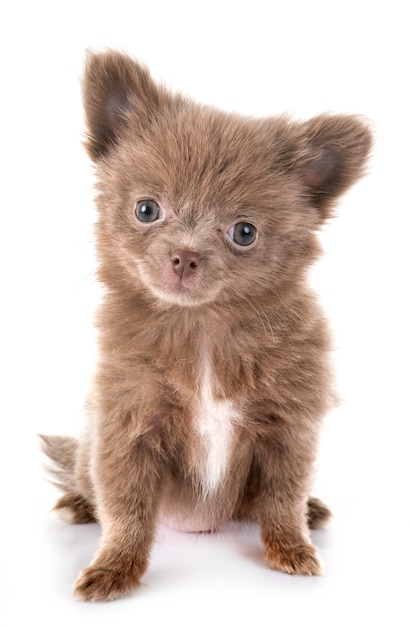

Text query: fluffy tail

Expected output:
[39,434,96,523]
[39,434,78,492]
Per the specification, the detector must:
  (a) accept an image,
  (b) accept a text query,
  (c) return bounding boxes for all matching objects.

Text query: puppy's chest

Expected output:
[188,358,242,495]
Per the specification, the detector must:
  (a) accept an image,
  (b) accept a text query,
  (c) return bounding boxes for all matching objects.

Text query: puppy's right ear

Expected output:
[83,50,164,160]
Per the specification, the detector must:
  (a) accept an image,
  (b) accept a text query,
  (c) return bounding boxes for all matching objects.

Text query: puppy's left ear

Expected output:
[297,114,373,218]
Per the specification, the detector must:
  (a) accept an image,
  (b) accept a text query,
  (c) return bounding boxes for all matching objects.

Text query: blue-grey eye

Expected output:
[135,200,161,223]
[228,222,257,246]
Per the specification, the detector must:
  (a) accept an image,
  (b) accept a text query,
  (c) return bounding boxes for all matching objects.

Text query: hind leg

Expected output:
[307,497,331,530]
[53,492,96,524]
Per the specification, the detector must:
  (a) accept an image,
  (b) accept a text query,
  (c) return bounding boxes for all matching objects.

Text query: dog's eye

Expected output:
[227,222,258,247]
[135,200,161,223]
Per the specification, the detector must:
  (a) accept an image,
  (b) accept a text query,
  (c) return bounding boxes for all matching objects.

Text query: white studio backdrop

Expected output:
[1,1,408,624]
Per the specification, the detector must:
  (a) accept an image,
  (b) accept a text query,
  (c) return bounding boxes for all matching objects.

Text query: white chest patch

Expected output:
[194,360,241,496]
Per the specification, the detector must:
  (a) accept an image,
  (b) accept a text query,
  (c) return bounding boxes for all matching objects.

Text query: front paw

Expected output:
[74,566,140,602]
[266,545,324,576]
[265,541,324,576]
[262,524,324,577]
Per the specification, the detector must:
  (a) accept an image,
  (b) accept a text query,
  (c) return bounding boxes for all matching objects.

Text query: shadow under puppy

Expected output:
[41,50,372,601]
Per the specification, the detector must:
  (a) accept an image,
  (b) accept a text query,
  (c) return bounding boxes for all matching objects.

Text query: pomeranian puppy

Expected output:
[41,50,372,601]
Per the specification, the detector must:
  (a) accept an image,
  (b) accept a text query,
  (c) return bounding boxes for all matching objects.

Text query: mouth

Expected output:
[148,283,218,307]
[135,259,220,307]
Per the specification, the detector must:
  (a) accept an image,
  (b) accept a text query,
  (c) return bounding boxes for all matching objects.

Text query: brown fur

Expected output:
[41,50,372,601]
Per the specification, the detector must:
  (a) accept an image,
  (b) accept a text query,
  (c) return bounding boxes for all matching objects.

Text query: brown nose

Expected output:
[170,249,201,279]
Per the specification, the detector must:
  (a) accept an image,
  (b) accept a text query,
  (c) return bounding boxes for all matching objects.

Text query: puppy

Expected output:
[41,50,372,601]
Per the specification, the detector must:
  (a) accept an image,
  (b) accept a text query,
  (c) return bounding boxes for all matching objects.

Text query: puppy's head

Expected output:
[83,51,372,309]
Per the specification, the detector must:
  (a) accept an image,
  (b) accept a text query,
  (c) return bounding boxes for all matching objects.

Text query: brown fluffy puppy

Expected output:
[41,50,372,601]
